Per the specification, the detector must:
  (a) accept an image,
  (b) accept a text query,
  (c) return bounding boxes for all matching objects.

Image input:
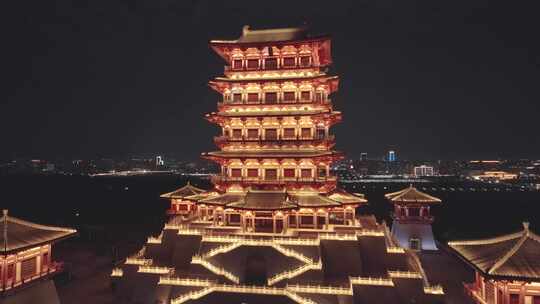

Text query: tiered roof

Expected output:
[448,222,540,281]
[191,189,365,211]
[0,210,77,254]
[385,185,442,204]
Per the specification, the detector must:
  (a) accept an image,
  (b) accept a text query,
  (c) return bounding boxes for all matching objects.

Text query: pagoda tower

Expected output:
[385,185,442,250]
[194,24,366,233]
[113,26,446,304]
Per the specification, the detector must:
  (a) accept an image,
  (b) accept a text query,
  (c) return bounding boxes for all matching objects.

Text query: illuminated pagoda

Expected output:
[113,26,446,304]
[385,185,442,251]
[1,210,77,302]
[448,222,540,304]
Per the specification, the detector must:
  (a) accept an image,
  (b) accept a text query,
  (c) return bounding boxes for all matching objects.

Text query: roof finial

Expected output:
[242,25,251,35]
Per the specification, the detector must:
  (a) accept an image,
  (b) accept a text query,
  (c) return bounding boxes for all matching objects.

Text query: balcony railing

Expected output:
[214,135,335,146]
[211,176,336,185]
[224,63,315,72]
[392,214,434,223]
[218,99,331,107]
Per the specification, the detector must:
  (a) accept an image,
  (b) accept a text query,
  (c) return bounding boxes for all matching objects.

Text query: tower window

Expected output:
[232,129,242,138]
[247,59,259,69]
[247,168,259,178]
[247,93,259,103]
[300,56,311,67]
[283,128,295,138]
[283,168,295,178]
[283,92,295,102]
[300,91,311,101]
[265,129,277,140]
[265,92,277,103]
[265,169,277,180]
[265,58,277,69]
[409,238,421,250]
[283,57,295,67]
[231,168,242,178]
[315,92,325,102]
[301,128,311,138]
[301,168,312,178]
[233,60,243,69]
[233,93,243,103]
[247,129,259,139]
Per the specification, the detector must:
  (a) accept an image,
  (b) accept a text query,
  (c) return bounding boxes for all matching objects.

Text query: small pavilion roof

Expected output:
[183,191,219,202]
[160,181,206,199]
[448,222,540,281]
[0,210,77,254]
[327,189,368,205]
[384,185,441,204]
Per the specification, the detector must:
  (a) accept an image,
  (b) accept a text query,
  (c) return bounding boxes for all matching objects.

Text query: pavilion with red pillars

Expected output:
[449,222,540,304]
[1,210,77,302]
[113,26,446,304]
[385,185,442,251]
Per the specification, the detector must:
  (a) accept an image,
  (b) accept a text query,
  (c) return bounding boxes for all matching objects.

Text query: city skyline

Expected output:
[3,1,540,161]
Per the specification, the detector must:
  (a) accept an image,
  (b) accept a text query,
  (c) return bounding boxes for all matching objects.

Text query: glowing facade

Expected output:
[113,26,445,304]
[0,210,77,296]
[449,223,540,304]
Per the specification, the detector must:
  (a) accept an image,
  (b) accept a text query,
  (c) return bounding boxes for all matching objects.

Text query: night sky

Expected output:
[3,0,540,161]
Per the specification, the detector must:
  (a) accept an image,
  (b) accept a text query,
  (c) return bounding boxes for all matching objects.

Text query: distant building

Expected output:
[386,186,442,251]
[449,222,540,304]
[360,152,368,161]
[471,171,518,181]
[388,150,396,162]
[414,165,434,177]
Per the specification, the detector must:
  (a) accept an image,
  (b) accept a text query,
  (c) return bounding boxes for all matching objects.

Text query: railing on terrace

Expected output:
[218,99,331,108]
[201,235,320,246]
[214,135,335,144]
[111,268,123,277]
[137,266,172,274]
[158,277,215,287]
[388,271,423,279]
[125,257,152,265]
[349,276,395,286]
[268,261,323,285]
[190,256,240,283]
[424,285,445,295]
[211,176,337,185]
[200,243,242,259]
[286,283,352,295]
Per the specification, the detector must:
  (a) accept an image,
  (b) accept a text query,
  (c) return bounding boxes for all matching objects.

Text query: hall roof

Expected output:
[448,222,540,281]
[0,210,77,254]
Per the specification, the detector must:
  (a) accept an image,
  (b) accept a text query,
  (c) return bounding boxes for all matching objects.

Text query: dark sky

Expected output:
[3,0,540,161]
